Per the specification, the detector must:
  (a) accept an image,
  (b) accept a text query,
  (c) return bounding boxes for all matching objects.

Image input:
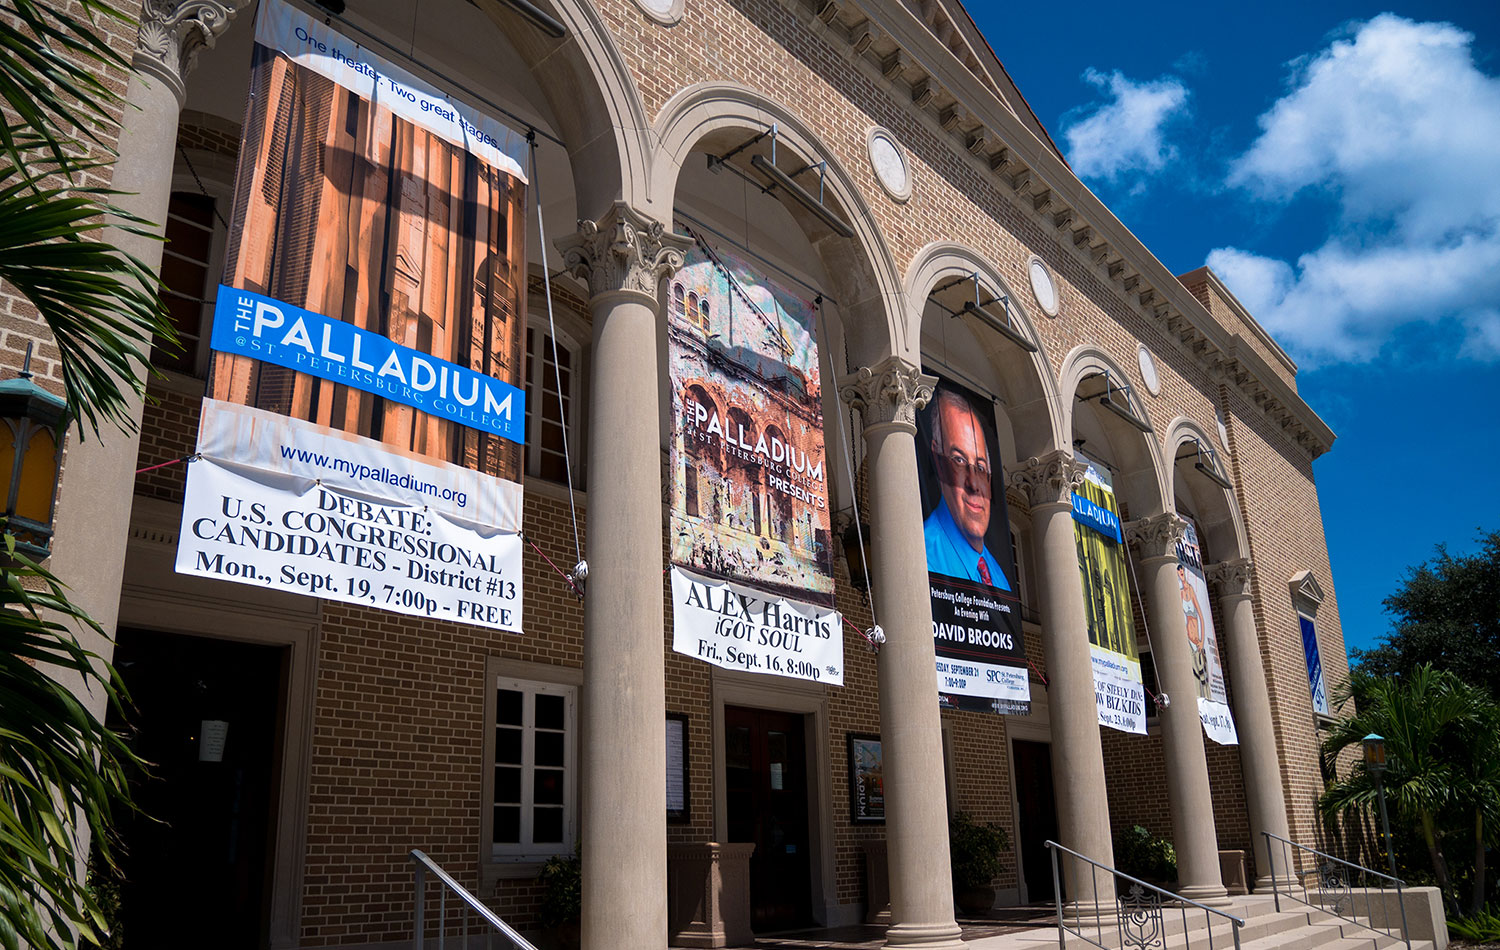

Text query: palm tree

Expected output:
[0,0,178,947]
[1319,664,1499,917]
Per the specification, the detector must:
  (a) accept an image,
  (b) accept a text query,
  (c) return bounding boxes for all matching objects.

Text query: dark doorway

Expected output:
[108,629,288,950]
[725,706,813,932]
[1012,739,1059,904]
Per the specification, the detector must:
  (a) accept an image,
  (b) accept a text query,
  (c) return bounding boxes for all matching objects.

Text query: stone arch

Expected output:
[1161,417,1249,563]
[1057,345,1169,519]
[903,242,1065,460]
[648,83,904,366]
[471,0,652,219]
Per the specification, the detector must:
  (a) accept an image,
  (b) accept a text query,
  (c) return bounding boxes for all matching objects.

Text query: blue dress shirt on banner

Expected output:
[923,500,1008,589]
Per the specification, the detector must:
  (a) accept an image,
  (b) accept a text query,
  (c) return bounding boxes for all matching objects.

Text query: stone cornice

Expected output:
[135,0,245,105]
[1124,512,1189,561]
[784,0,1336,460]
[1006,450,1085,509]
[557,201,691,304]
[838,356,934,432]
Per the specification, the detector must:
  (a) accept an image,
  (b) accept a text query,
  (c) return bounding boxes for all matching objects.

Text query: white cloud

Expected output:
[1217,14,1500,364]
[1063,69,1190,182]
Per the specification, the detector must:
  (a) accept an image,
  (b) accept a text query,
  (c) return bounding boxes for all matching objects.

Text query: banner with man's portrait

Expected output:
[175,0,529,631]
[1073,453,1146,734]
[666,239,841,686]
[1177,518,1238,745]
[915,376,1028,714]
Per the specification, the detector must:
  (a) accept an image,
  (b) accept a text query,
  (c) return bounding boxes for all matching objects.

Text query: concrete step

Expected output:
[1054,897,1433,950]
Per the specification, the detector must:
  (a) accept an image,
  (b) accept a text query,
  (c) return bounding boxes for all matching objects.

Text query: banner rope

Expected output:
[816,298,882,650]
[530,135,587,593]
[1124,545,1170,711]
[521,532,584,600]
[136,453,200,475]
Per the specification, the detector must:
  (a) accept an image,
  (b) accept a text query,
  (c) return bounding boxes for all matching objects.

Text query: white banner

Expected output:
[178,404,524,632]
[1178,519,1238,745]
[196,399,522,531]
[1092,646,1147,734]
[670,566,843,686]
[935,656,1030,704]
[257,0,527,181]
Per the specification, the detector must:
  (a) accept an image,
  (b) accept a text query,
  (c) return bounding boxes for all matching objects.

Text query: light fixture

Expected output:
[1176,438,1233,490]
[1362,733,1387,777]
[960,273,1038,354]
[841,520,872,592]
[468,0,567,37]
[1082,371,1152,433]
[750,154,855,238]
[0,346,69,560]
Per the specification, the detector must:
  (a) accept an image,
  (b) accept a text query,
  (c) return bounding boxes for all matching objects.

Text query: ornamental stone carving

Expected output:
[1124,512,1189,561]
[557,201,691,304]
[135,0,245,104]
[1007,450,1086,509]
[1207,558,1254,597]
[837,357,935,432]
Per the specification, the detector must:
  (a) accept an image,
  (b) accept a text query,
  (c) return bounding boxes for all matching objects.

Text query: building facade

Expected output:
[13,0,1352,945]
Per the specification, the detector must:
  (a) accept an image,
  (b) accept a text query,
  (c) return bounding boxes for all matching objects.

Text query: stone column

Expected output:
[1207,558,1292,891]
[838,358,964,950]
[1008,451,1115,909]
[559,202,689,950]
[1124,514,1228,905]
[47,0,243,680]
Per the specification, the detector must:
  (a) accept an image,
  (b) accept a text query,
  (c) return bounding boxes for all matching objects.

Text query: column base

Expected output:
[883,921,966,950]
[1062,900,1119,926]
[1252,874,1296,894]
[1175,883,1232,907]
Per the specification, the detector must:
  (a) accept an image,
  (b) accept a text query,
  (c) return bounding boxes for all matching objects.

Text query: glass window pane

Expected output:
[496,727,522,765]
[497,688,523,726]
[495,766,521,804]
[493,806,521,844]
[536,730,564,767]
[535,693,565,731]
[534,806,563,844]
[534,768,564,804]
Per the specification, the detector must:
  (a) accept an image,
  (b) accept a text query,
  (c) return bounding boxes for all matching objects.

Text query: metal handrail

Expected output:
[1046,840,1245,950]
[410,849,538,950]
[1261,831,1410,950]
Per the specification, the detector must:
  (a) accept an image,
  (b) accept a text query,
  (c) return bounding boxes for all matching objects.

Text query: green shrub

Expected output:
[1115,825,1177,884]
[1448,908,1500,943]
[949,811,1010,891]
[537,850,581,927]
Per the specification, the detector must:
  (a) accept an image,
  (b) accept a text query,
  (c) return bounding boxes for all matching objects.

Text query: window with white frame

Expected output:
[491,676,577,861]
[522,322,581,483]
[154,190,222,376]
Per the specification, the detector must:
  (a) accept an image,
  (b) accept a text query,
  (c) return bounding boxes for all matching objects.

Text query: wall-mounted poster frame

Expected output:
[667,712,690,823]
[847,733,884,824]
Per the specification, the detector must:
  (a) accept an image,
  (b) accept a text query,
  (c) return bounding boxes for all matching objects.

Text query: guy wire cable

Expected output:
[530,135,584,576]
[816,299,878,637]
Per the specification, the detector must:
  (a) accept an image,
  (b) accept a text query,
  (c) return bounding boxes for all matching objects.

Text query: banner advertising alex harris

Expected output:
[667,239,842,686]
[176,0,529,631]
[1177,518,1238,744]
[915,376,1028,714]
[1073,453,1147,734]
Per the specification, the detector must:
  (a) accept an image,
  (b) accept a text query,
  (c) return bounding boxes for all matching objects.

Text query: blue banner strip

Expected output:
[1070,491,1123,543]
[211,287,525,444]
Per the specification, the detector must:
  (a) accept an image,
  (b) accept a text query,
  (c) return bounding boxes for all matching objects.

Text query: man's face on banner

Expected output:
[933,393,991,553]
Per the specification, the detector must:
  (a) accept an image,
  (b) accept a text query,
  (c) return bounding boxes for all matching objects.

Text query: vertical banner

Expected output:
[1176,519,1238,744]
[1300,614,1330,716]
[915,377,1028,714]
[177,0,530,631]
[1072,454,1147,734]
[666,241,842,685]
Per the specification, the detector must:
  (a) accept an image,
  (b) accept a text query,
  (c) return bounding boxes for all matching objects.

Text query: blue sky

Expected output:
[967,1,1500,655]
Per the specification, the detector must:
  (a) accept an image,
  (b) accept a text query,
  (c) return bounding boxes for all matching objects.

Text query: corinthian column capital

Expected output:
[1206,557,1255,598]
[135,0,245,105]
[1124,512,1189,561]
[1006,449,1086,509]
[557,201,691,305]
[837,356,935,433]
